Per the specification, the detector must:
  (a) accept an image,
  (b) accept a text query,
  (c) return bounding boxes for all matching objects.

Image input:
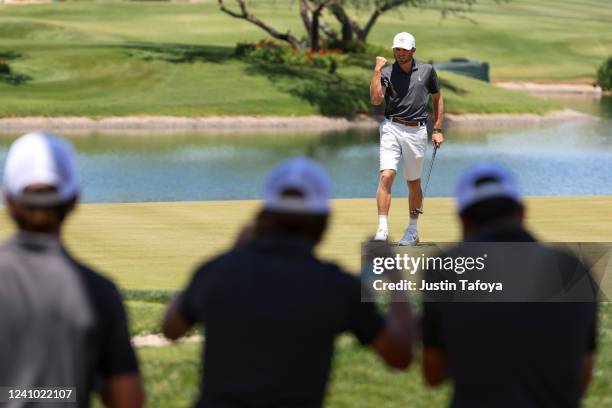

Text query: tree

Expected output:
[596,56,612,91]
[218,0,302,49]
[299,1,336,52]
[218,0,482,51]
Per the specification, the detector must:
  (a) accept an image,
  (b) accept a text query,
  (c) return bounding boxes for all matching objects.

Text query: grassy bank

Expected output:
[125,295,612,408]
[132,317,611,408]
[3,0,609,117]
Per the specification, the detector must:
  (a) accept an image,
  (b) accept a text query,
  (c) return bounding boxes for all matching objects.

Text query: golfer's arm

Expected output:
[161,295,193,340]
[431,92,444,129]
[423,347,448,386]
[370,70,386,105]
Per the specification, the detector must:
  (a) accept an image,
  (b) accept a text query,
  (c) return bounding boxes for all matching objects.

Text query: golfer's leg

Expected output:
[377,169,396,216]
[376,120,401,240]
[399,125,426,244]
[408,179,423,219]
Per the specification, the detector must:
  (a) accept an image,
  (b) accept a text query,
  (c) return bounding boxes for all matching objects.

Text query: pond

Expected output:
[0,95,610,203]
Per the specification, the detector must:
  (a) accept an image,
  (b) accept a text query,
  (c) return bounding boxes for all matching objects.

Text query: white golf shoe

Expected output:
[398,229,419,246]
[374,227,389,241]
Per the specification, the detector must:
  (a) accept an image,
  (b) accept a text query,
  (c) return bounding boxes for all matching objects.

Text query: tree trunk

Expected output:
[310,5,325,51]
[327,0,413,45]
[218,0,302,49]
[362,0,412,43]
[328,4,353,49]
[300,0,313,40]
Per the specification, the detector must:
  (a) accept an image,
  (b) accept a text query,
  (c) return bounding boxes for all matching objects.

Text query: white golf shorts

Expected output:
[379,119,428,181]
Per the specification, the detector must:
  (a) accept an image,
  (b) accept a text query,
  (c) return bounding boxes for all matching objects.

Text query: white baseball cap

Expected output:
[264,157,331,215]
[3,132,79,206]
[455,162,521,214]
[392,32,416,50]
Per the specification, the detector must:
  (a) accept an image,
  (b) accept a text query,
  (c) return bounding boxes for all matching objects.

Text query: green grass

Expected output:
[126,300,166,337]
[135,343,201,408]
[130,304,611,408]
[78,197,611,406]
[2,0,608,117]
[0,196,604,407]
[2,197,612,289]
[134,339,452,408]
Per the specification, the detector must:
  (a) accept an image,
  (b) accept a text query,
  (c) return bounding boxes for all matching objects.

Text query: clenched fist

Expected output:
[374,56,387,72]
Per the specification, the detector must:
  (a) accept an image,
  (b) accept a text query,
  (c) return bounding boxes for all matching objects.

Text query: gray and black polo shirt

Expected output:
[0,232,139,408]
[381,59,440,121]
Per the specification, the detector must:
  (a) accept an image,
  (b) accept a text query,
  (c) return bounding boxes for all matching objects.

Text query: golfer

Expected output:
[370,32,444,245]
[0,132,143,408]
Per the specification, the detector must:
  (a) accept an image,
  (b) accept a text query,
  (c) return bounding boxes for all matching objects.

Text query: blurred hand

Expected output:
[432,132,444,147]
[375,56,387,72]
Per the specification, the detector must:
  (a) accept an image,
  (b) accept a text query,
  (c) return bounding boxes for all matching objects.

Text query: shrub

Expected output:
[596,56,612,91]
[0,60,31,85]
[234,39,347,72]
[249,39,286,63]
[322,38,366,54]
[0,61,11,75]
[234,41,256,57]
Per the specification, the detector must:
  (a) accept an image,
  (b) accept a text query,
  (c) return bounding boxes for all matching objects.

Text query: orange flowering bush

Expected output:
[235,39,347,73]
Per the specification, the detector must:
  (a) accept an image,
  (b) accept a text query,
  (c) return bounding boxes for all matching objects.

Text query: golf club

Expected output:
[415,143,439,214]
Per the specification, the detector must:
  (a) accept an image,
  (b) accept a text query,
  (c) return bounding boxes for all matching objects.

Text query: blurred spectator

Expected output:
[0,132,143,408]
[163,157,414,408]
[422,162,598,408]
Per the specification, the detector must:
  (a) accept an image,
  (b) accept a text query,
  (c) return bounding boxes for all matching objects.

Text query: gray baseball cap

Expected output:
[455,162,521,214]
[264,157,331,215]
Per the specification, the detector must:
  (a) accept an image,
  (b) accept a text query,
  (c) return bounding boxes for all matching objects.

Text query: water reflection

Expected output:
[0,96,609,203]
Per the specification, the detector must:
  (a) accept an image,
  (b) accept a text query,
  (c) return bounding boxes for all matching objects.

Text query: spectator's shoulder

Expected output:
[66,255,120,301]
[320,260,360,286]
[0,241,16,263]
[319,259,344,273]
[193,250,236,274]
[549,245,591,276]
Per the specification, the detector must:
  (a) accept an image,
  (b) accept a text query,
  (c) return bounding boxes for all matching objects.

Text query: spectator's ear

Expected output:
[4,191,11,204]
[66,194,79,214]
[459,214,474,239]
[4,192,19,220]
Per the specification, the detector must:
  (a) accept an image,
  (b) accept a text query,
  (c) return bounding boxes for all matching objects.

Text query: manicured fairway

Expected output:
[0,196,610,289]
[1,0,608,80]
[2,0,610,117]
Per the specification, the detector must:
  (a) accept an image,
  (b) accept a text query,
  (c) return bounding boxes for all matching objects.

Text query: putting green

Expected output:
[0,196,610,289]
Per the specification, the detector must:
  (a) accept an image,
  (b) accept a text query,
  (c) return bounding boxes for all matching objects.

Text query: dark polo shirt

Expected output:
[422,227,598,408]
[180,234,385,408]
[381,59,440,121]
[0,232,139,408]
